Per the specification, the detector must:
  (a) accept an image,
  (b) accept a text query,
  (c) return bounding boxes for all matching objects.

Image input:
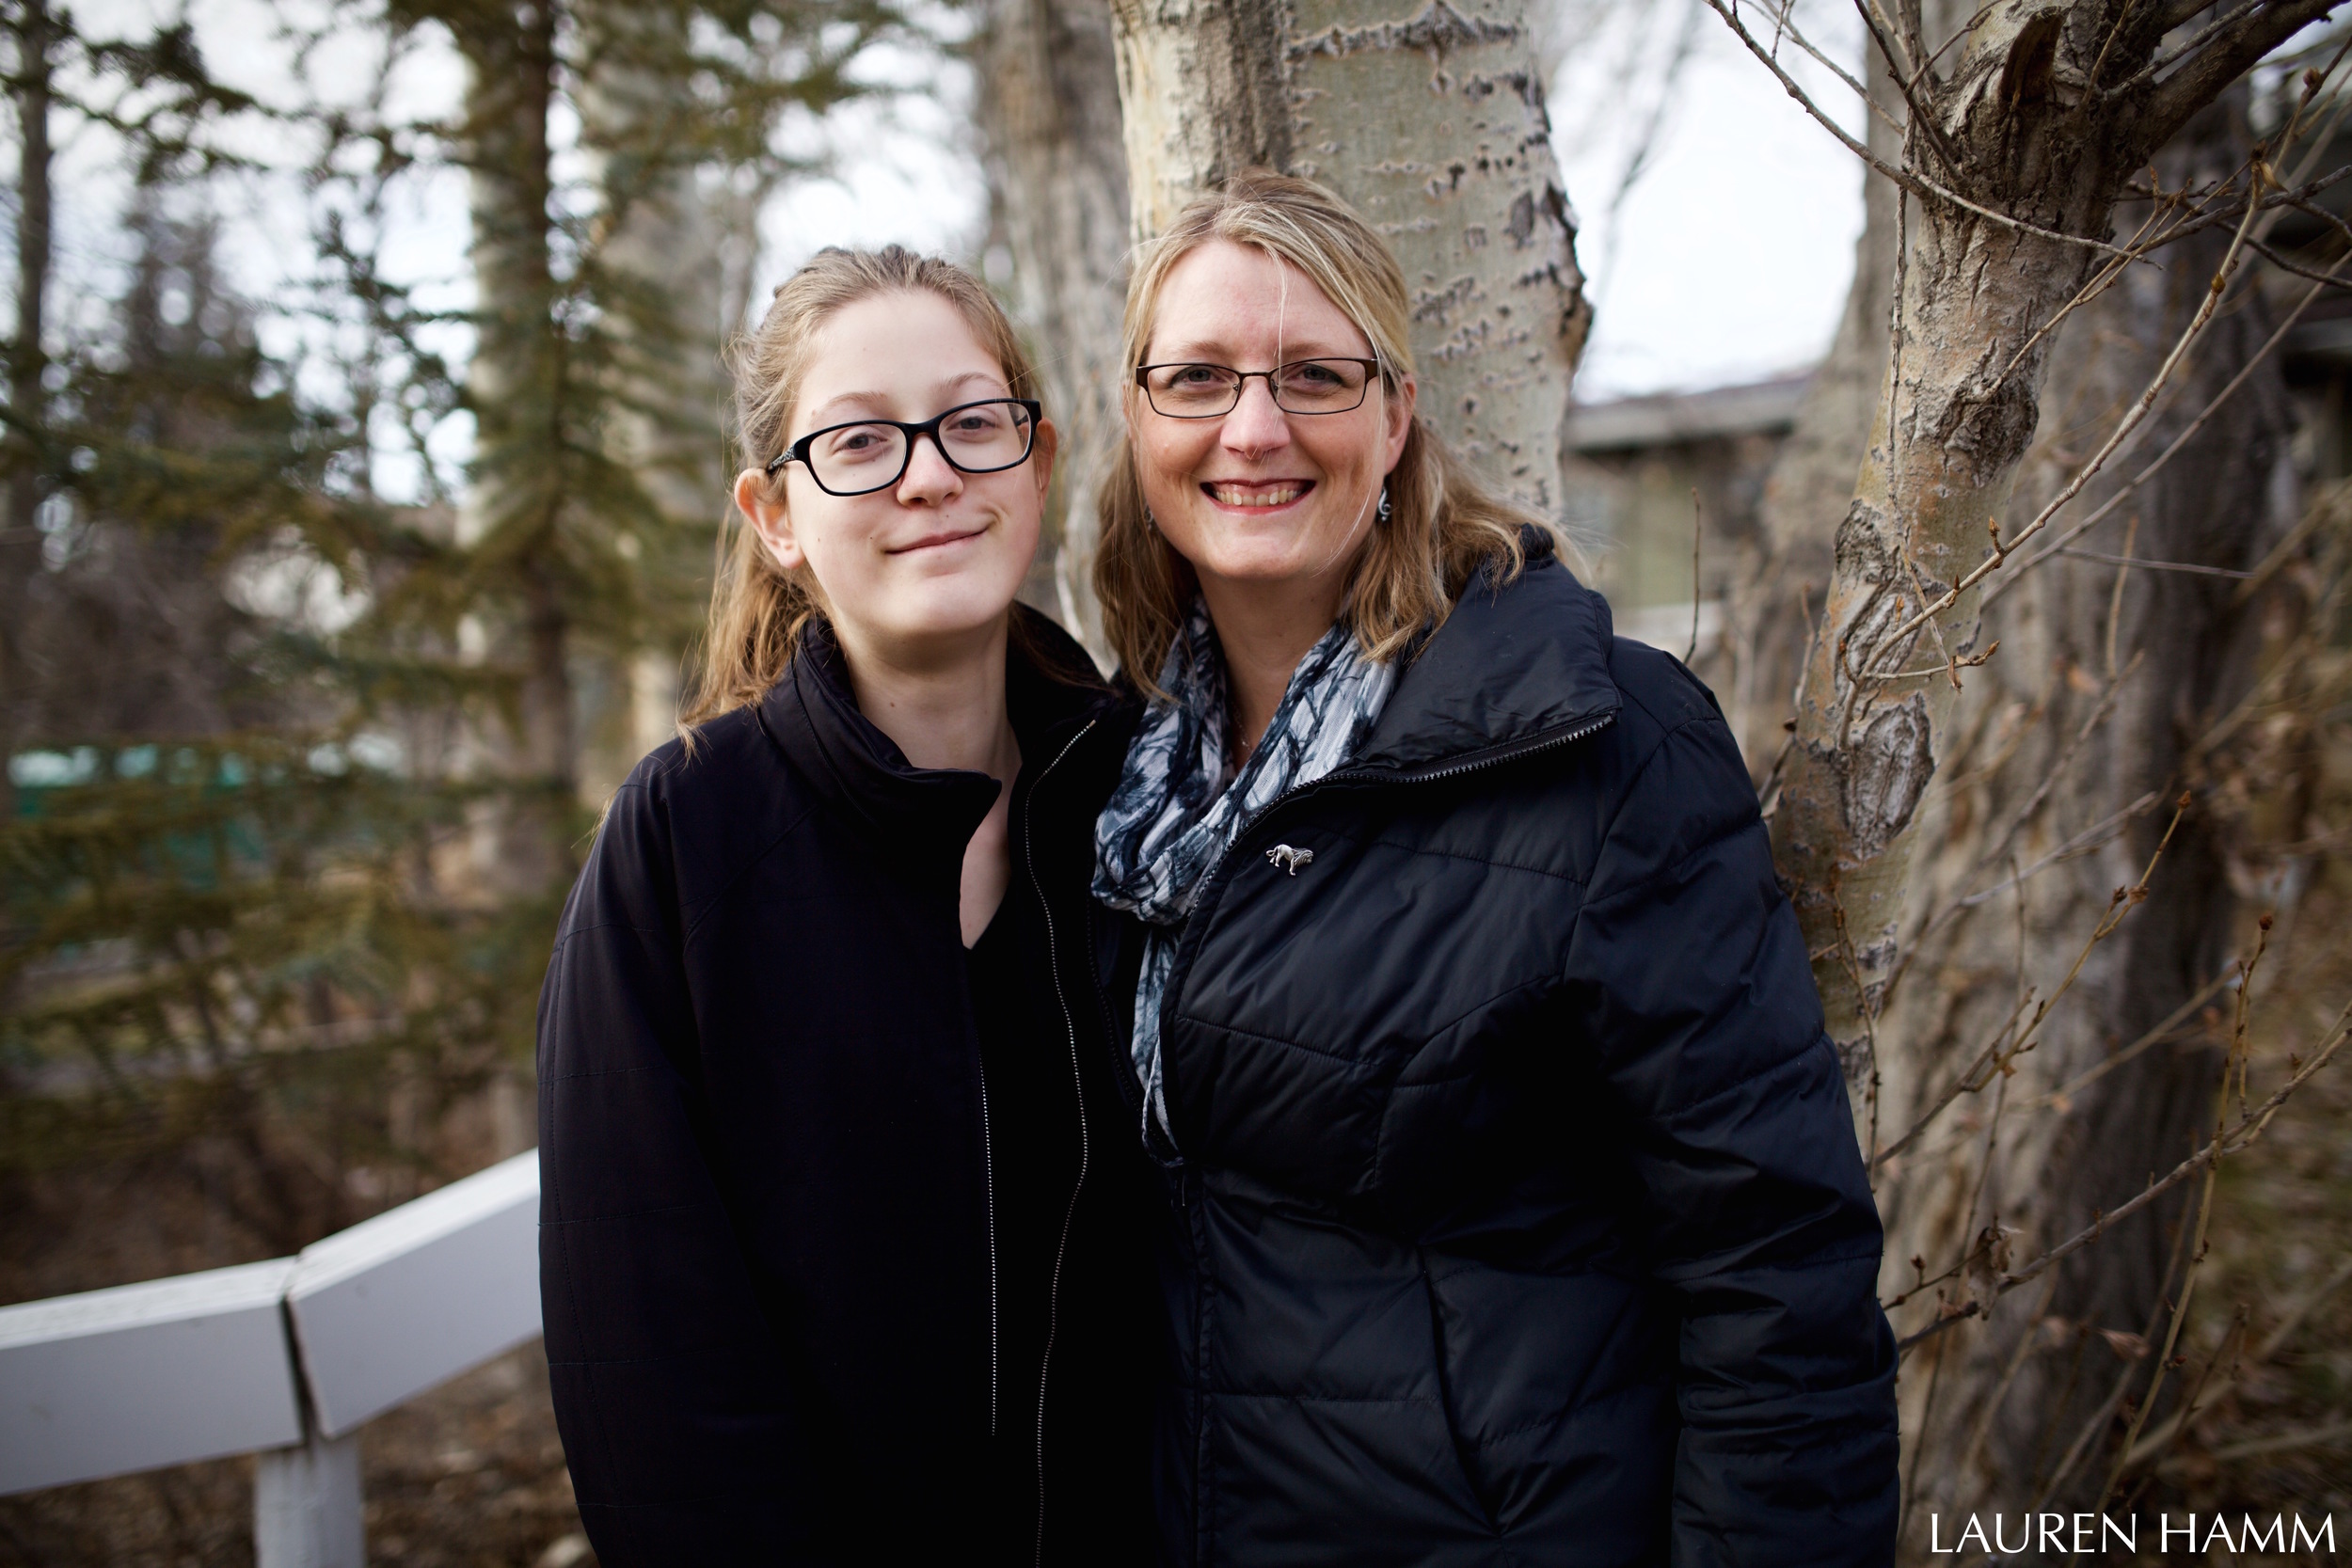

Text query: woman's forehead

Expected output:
[796,291,1009,420]
[1144,240,1374,360]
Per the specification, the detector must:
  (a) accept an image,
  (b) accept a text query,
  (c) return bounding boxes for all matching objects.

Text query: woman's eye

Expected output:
[823,426,896,460]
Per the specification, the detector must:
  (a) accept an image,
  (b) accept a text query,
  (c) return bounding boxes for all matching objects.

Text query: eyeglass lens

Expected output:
[804,401,1036,495]
[1141,359,1371,418]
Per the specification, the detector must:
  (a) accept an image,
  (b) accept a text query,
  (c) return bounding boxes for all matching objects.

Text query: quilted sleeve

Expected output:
[1563,708,1899,1568]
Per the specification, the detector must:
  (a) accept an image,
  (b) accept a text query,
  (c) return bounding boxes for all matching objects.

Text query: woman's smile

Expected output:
[887,520,992,554]
[1204,480,1315,512]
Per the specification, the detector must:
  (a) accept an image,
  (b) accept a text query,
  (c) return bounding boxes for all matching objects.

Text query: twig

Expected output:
[1686,486,1703,664]
[2022,967,2235,1113]
[1901,993,2352,1349]
[2254,1253,2352,1363]
[2203,1418,2352,1463]
[2104,515,2139,677]
[1697,0,2147,260]
[2061,546,2250,578]
[1985,261,2349,612]
[2092,924,2271,1503]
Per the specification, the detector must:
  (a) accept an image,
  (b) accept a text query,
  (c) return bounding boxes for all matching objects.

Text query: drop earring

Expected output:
[1376,487,1392,524]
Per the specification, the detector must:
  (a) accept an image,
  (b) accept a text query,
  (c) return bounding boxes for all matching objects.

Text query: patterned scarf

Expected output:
[1093,598,1396,1148]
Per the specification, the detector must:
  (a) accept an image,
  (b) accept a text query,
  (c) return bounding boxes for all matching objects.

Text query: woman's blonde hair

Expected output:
[1095,169,1558,693]
[682,245,1043,730]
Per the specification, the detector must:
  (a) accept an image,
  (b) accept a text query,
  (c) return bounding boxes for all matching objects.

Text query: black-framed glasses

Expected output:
[1134,357,1382,419]
[765,398,1042,496]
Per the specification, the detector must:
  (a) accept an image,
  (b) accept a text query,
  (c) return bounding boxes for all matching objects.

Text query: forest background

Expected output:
[0,0,2347,1561]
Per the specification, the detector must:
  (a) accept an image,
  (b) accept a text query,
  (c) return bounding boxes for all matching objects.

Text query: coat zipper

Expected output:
[1155,705,1615,1560]
[977,1038,998,1437]
[1020,719,1097,1568]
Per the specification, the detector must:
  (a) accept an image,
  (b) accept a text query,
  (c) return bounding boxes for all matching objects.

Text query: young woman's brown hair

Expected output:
[683,245,1047,730]
[1093,169,1564,692]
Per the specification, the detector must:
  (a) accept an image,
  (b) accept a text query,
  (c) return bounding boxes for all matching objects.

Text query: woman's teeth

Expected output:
[1211,484,1304,507]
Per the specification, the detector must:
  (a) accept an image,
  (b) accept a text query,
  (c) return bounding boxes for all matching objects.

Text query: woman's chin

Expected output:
[856,582,1026,654]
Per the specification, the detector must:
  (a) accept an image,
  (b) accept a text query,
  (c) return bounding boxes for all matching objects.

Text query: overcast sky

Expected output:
[66,0,1871,415]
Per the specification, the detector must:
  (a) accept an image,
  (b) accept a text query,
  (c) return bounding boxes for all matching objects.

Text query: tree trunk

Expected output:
[1107,0,1590,504]
[974,0,1131,657]
[1873,103,2296,1538]
[1707,0,2333,1544]
[1729,42,1905,772]
[1761,0,2323,1079]
[2,0,55,752]
[449,0,576,898]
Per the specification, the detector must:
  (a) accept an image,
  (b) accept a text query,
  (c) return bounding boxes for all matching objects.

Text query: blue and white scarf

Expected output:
[1092,599,1396,1148]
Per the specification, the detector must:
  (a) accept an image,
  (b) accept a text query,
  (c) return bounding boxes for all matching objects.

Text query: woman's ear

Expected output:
[1030,418,1060,504]
[1383,372,1418,471]
[734,469,804,570]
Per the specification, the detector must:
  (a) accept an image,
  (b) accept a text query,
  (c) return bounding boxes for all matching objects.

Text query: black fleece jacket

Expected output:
[535,610,1157,1566]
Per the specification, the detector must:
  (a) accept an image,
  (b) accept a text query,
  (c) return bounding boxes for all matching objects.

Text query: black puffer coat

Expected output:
[537,610,1158,1565]
[1105,535,1899,1567]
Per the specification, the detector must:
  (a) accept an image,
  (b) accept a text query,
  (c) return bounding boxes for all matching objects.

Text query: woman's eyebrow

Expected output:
[804,371,1009,423]
[1149,338,1358,361]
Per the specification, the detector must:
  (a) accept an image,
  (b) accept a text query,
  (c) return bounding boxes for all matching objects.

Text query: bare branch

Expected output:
[1698,0,2146,259]
[2103,0,2265,101]
[1984,259,2347,611]
[1900,995,2352,1353]
[2136,0,2346,157]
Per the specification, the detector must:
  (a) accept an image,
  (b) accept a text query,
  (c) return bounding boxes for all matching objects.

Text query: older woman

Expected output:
[1091,171,1899,1567]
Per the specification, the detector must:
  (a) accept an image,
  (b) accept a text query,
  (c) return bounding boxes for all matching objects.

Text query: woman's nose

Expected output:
[1220,376,1292,454]
[897,433,965,505]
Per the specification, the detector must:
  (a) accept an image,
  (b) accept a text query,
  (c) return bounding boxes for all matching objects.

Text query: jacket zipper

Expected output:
[977,1037,998,1438]
[1155,706,1615,1559]
[1020,719,1097,1568]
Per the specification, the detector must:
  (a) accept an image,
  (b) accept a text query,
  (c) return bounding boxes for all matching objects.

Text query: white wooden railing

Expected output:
[0,1149,541,1567]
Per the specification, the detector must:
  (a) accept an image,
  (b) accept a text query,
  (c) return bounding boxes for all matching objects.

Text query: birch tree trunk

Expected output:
[1760,0,2330,1083]
[1871,102,2298,1534]
[975,0,1131,657]
[1108,0,1590,505]
[1697,0,2335,1542]
[1729,44,1903,771]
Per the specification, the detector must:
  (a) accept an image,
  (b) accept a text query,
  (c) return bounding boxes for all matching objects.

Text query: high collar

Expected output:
[756,606,1123,867]
[1349,527,1621,776]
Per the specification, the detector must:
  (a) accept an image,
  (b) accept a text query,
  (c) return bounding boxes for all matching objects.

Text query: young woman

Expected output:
[1091,172,1900,1566]
[537,246,1157,1565]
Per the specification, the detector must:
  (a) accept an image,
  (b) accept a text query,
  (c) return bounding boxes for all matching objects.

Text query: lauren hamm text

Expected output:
[1927,1512,2338,1555]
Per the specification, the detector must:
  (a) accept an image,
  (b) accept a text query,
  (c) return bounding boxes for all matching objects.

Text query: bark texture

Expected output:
[1879,106,2296,1532]
[1108,0,1590,505]
[975,0,1132,657]
[1728,42,1904,771]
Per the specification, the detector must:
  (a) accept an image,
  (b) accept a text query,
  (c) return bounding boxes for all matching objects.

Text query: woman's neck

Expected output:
[833,615,1022,948]
[1199,573,1347,769]
[834,618,1021,782]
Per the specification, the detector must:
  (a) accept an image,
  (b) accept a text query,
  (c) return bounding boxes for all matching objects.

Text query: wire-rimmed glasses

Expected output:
[1134,358,1382,419]
[765,398,1042,497]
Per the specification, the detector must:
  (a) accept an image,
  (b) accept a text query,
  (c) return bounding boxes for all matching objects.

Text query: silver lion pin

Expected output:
[1266,845,1313,876]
